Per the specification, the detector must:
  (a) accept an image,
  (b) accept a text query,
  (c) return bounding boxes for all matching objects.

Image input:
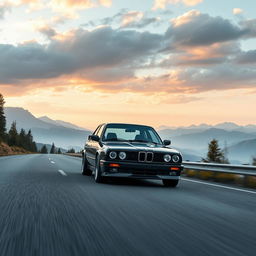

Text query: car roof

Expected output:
[100,123,154,128]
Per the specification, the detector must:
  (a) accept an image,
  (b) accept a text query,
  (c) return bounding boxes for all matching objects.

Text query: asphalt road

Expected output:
[0,154,255,256]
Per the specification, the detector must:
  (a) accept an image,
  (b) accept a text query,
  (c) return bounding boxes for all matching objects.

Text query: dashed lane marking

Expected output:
[58,170,67,176]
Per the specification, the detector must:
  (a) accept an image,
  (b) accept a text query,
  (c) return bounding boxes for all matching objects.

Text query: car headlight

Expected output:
[164,154,172,162]
[109,151,117,159]
[172,154,180,163]
[119,152,126,160]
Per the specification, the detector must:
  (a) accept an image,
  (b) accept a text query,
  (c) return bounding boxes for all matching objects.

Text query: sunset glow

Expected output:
[1,0,256,129]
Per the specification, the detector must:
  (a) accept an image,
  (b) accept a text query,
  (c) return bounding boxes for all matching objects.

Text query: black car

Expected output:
[81,123,183,187]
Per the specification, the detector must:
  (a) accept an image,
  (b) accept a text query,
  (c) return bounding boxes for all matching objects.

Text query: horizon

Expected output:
[1,0,256,128]
[4,105,256,130]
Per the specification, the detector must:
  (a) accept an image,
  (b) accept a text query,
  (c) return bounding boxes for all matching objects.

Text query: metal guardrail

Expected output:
[183,161,256,176]
[64,153,256,177]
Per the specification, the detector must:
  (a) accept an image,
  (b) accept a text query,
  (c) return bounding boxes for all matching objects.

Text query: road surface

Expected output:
[0,154,255,256]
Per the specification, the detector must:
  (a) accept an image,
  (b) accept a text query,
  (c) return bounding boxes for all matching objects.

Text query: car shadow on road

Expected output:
[65,173,179,189]
[105,178,164,188]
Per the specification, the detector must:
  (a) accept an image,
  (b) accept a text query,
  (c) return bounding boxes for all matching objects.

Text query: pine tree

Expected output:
[18,128,26,148]
[67,148,75,153]
[32,142,37,153]
[50,143,56,154]
[0,93,6,141]
[17,128,37,152]
[204,139,229,163]
[26,130,33,151]
[8,121,19,146]
[57,148,62,154]
[40,145,48,154]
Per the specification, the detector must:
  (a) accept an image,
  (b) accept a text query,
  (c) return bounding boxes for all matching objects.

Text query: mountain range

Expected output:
[158,126,256,164]
[4,107,91,150]
[4,107,256,164]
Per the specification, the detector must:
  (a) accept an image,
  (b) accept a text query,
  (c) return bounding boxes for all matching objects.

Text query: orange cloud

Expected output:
[171,10,200,27]
[8,0,112,12]
[50,0,112,10]
[121,11,144,27]
[233,8,243,15]
[166,42,239,66]
[99,0,111,7]
[51,0,94,8]
[153,0,203,9]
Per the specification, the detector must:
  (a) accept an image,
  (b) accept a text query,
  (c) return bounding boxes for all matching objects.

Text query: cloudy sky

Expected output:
[0,0,256,129]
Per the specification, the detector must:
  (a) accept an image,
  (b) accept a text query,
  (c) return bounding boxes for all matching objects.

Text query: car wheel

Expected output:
[81,154,92,176]
[162,179,179,187]
[94,156,105,183]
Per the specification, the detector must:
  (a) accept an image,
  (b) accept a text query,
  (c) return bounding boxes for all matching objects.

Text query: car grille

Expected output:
[138,152,154,162]
[118,151,179,164]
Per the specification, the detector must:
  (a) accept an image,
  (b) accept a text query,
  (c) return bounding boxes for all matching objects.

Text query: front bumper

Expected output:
[100,160,183,180]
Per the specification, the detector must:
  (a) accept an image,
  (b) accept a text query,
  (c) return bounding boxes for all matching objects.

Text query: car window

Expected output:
[102,124,162,144]
[96,125,105,138]
[93,126,100,135]
[104,128,140,140]
[146,130,161,144]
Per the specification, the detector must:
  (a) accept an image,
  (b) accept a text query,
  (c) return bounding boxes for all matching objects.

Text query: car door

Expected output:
[90,124,105,168]
[85,126,100,166]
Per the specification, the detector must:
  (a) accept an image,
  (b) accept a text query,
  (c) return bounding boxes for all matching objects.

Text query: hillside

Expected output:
[0,142,30,156]
[160,128,256,151]
[158,122,256,134]
[4,107,91,149]
[39,116,86,131]
[227,139,256,164]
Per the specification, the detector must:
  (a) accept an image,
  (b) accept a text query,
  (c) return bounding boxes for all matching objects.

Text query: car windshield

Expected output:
[102,124,162,144]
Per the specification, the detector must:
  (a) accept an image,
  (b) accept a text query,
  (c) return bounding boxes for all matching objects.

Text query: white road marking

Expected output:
[51,161,55,164]
[58,170,67,176]
[181,178,256,195]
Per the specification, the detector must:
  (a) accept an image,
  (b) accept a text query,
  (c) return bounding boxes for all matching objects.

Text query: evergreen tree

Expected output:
[40,145,48,154]
[67,148,75,153]
[50,143,56,154]
[17,128,37,152]
[0,93,6,141]
[26,130,33,151]
[18,128,27,148]
[57,148,62,154]
[31,142,37,153]
[8,121,19,146]
[252,157,256,166]
[204,139,229,163]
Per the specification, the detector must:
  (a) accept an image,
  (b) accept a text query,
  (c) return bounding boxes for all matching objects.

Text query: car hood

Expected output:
[102,141,180,154]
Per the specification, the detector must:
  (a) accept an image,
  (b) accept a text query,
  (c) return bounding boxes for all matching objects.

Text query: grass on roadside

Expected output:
[0,142,30,156]
[184,169,256,189]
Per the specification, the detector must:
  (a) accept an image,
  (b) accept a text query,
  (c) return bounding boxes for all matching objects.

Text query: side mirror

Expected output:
[163,140,171,146]
[89,135,100,142]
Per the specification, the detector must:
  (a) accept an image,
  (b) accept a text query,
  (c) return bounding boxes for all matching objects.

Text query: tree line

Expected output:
[0,93,61,154]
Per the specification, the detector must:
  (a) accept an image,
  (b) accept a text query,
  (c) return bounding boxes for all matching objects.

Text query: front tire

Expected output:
[81,154,92,176]
[94,156,105,183]
[162,179,179,187]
